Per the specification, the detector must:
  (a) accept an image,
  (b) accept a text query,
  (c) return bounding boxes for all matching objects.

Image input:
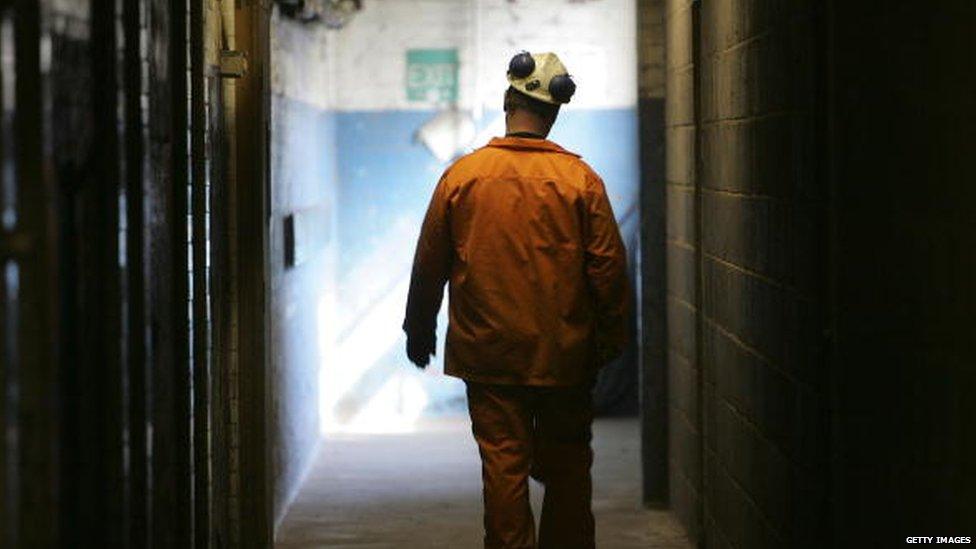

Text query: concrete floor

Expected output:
[276,416,691,548]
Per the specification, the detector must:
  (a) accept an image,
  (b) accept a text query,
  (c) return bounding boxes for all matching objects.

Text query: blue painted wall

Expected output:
[269,94,338,524]
[336,108,639,270]
[332,107,639,417]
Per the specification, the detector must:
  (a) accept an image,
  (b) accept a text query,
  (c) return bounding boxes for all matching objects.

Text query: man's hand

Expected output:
[406,331,436,369]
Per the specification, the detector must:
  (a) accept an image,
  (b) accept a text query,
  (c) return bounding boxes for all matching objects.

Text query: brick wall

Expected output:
[663,0,702,537]
[664,1,830,545]
[698,2,829,547]
[638,0,665,100]
[663,1,975,545]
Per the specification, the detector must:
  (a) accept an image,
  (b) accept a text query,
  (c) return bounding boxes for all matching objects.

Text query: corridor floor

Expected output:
[275,417,692,548]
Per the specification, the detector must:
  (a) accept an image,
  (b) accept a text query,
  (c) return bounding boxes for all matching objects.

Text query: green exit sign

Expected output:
[406,49,459,103]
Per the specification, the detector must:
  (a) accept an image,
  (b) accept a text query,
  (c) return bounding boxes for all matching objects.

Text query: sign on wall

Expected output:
[406,48,459,103]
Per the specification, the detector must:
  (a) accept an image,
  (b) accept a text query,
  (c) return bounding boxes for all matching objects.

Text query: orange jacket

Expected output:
[403,136,629,386]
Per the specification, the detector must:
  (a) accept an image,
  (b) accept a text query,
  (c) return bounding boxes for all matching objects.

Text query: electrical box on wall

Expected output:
[283,207,331,269]
[283,214,297,268]
[219,50,248,79]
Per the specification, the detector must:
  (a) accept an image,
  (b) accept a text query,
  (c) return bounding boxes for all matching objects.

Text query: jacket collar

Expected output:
[485,136,581,157]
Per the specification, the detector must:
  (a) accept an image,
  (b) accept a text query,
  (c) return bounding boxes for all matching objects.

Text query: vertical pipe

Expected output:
[169,0,193,543]
[234,0,271,544]
[0,10,12,545]
[147,0,173,543]
[92,0,125,543]
[218,0,241,545]
[0,259,12,547]
[124,0,149,545]
[14,0,59,544]
[207,69,231,547]
[148,0,192,544]
[189,0,211,544]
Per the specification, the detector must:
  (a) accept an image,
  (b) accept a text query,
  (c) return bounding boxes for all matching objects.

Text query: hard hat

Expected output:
[506,51,576,105]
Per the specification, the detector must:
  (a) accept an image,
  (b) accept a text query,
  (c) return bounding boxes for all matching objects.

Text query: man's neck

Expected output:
[506,130,545,139]
[506,122,548,136]
[505,112,550,139]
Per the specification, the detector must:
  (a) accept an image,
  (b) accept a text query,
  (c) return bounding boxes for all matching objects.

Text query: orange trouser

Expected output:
[465,381,595,549]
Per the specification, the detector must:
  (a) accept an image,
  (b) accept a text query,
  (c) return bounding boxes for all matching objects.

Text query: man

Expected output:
[402,51,629,549]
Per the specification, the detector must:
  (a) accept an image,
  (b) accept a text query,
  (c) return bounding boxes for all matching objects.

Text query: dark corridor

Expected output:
[0,1,973,547]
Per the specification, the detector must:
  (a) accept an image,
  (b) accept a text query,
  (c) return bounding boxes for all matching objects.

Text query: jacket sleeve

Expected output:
[403,173,453,338]
[582,172,630,362]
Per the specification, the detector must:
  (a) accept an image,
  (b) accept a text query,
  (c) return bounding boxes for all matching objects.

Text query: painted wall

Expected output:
[326,0,641,429]
[269,13,339,528]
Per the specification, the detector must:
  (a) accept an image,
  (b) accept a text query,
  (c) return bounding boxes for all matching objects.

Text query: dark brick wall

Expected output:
[665,0,831,546]
[663,0,975,545]
[698,3,830,547]
[664,0,702,538]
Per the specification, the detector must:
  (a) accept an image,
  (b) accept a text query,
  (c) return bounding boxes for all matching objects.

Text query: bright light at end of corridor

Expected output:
[316,219,448,435]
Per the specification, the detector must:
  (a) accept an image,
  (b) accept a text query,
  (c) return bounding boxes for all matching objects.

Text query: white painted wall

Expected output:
[272,13,338,110]
[269,10,341,517]
[332,0,637,112]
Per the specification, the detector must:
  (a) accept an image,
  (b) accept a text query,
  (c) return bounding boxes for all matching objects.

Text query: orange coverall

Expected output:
[403,136,629,548]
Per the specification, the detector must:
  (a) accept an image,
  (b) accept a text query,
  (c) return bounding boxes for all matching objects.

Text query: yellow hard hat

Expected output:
[506,51,576,105]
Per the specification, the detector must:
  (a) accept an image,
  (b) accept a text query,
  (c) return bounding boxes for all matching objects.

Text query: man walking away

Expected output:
[403,51,630,549]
